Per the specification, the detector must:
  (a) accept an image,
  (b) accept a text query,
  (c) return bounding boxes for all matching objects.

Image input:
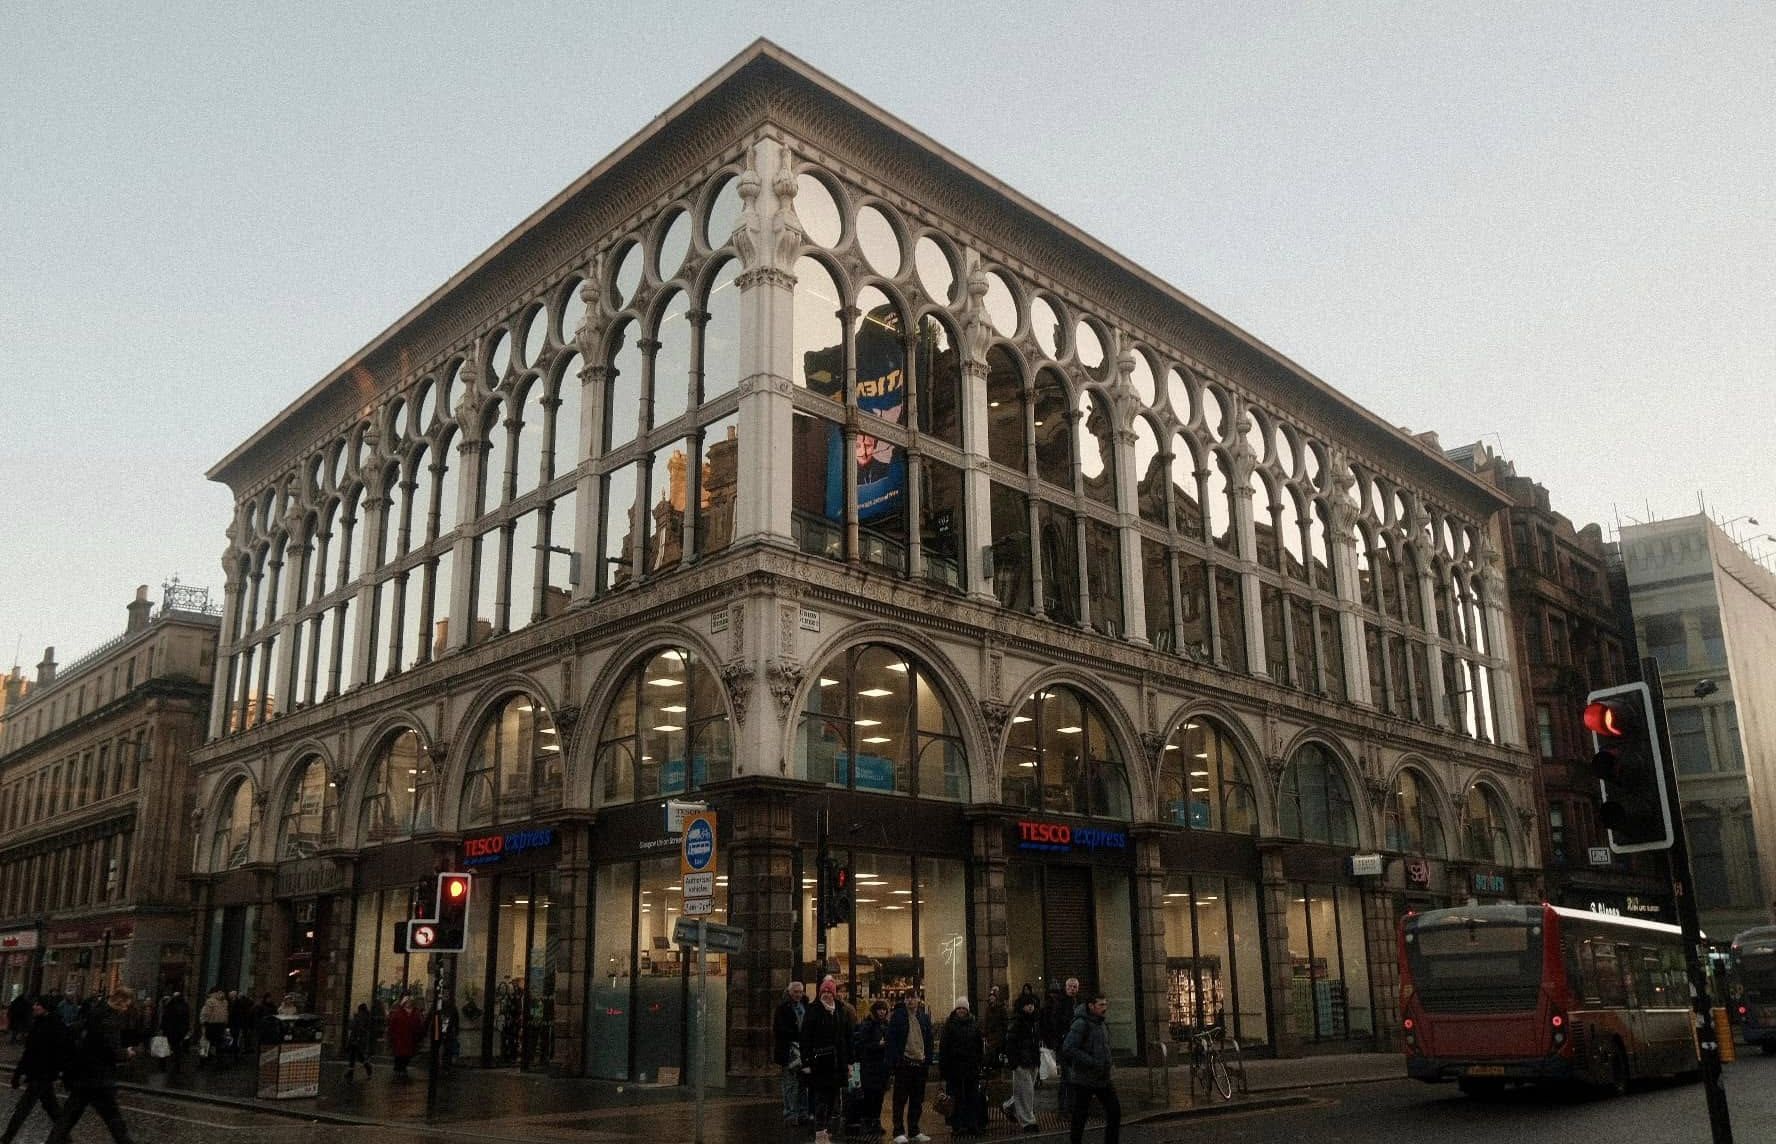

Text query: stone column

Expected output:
[717,778,802,1079]
[959,259,997,604]
[1327,469,1370,706]
[1110,342,1148,645]
[549,821,593,1074]
[1130,827,1170,1063]
[1477,546,1524,748]
[1257,842,1298,1056]
[1229,411,1268,679]
[732,138,802,548]
[967,814,1008,1017]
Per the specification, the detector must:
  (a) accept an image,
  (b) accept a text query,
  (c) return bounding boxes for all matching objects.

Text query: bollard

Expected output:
[1715,1007,1736,1063]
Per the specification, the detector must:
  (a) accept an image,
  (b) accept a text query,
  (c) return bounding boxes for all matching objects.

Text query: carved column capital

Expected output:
[720,662,754,729]
[765,658,805,721]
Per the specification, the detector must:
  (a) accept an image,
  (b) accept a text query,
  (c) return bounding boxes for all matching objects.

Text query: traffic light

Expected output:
[407,872,472,953]
[1585,682,1674,853]
[826,863,853,926]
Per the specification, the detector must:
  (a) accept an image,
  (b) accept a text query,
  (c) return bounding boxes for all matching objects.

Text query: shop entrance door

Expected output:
[1043,866,1096,989]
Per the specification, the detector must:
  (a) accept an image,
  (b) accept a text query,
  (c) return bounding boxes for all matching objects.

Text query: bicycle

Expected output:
[1188,1025,1240,1101]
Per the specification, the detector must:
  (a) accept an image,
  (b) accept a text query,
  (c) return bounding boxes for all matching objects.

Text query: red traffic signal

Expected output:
[1584,700,1633,739]
[1585,683,1673,853]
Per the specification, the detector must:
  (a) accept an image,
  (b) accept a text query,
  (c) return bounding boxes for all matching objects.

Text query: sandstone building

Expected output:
[187,42,1533,1077]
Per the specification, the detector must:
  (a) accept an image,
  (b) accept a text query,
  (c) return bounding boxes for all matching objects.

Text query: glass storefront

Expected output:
[800,850,969,1019]
[203,904,258,995]
[1159,873,1267,1046]
[587,856,727,1083]
[1286,882,1372,1041]
[1004,859,1136,1054]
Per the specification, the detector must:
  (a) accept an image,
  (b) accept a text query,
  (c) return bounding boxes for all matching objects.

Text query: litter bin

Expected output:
[256,1014,325,1099]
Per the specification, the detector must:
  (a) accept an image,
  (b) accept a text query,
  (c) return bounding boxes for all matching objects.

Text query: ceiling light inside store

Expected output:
[1058,725,1082,734]
[861,736,891,744]
[859,687,892,697]
[1190,770,1209,777]
[819,677,838,687]
[647,677,684,687]
[854,718,881,727]
[659,704,687,714]
[653,724,683,732]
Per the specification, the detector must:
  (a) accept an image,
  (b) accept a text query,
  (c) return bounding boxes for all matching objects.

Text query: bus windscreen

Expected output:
[1408,917,1542,1012]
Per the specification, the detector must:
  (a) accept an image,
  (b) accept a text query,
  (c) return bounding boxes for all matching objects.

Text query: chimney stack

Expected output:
[127,584,153,633]
[36,646,56,686]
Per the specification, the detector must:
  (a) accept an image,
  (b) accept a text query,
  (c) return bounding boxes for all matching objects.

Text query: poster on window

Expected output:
[802,305,905,523]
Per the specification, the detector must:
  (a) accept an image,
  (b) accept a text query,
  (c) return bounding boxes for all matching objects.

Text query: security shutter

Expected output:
[1042,865,1097,990]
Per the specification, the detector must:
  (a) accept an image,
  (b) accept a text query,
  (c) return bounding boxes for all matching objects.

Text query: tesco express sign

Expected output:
[1016,820,1127,853]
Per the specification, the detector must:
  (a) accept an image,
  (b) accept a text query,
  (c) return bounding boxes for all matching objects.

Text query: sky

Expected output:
[2,2,1771,671]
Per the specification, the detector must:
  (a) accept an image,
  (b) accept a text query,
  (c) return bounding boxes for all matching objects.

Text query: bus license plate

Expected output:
[1466,1066,1506,1077]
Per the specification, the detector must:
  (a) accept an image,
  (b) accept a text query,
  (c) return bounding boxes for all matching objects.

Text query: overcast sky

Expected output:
[3,2,1771,671]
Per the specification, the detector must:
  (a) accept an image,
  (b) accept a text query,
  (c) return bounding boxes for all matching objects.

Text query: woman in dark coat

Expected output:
[939,997,987,1135]
[1002,988,1043,1129]
[850,999,892,1134]
[798,980,851,1143]
[157,992,191,1076]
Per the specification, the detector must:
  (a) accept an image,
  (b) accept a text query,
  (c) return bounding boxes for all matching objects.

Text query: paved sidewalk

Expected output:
[0,1044,1405,1141]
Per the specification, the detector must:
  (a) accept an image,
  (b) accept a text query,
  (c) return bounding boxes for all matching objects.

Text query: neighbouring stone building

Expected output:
[1450,443,1669,922]
[185,41,1534,1079]
[1615,515,1776,939]
[0,585,220,1006]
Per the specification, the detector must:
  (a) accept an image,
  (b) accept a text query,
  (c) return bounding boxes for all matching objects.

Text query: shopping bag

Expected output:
[198,1036,212,1059]
[847,1061,862,1090]
[149,1035,172,1059]
[1037,1046,1058,1083]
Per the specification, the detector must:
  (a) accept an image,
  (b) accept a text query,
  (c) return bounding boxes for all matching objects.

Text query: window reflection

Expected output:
[998,685,1128,818]
[1279,743,1358,846]
[361,729,432,845]
[598,649,731,805]
[279,757,337,859]
[1158,718,1255,833]
[796,644,965,800]
[461,695,561,827]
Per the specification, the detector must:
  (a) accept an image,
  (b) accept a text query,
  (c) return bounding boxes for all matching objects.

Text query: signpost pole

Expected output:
[426,952,444,1116]
[695,919,708,1144]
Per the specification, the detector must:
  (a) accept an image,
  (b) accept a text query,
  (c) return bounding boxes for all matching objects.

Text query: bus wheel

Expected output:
[1597,1041,1629,1097]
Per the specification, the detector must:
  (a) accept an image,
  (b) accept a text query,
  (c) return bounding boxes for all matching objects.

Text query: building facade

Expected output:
[1616,516,1776,938]
[1450,443,1668,922]
[0,585,220,1006]
[186,43,1535,1079]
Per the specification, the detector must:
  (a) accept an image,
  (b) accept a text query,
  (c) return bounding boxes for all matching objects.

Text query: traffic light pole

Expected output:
[1644,660,1733,1144]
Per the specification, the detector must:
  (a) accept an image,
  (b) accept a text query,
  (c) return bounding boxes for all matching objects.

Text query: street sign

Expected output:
[682,872,715,899]
[1589,845,1613,866]
[682,896,716,917]
[666,799,707,834]
[681,811,717,877]
[673,917,745,953]
[1349,853,1383,876]
[409,922,438,949]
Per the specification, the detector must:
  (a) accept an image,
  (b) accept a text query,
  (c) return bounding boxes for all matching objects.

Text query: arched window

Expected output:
[1079,390,1116,507]
[1278,743,1358,846]
[462,695,563,828]
[360,729,432,845]
[1464,783,1511,863]
[914,313,963,447]
[279,757,338,859]
[1031,370,1072,489]
[1001,684,1129,818]
[1384,768,1445,856]
[985,346,1025,470]
[1158,718,1256,833]
[796,644,965,800]
[597,649,731,805]
[210,778,256,871]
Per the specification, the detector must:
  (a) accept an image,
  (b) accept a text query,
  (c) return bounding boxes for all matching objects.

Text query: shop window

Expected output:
[360,729,433,844]
[1160,874,1268,1046]
[1384,768,1445,856]
[984,346,1025,471]
[1031,370,1072,490]
[461,694,562,828]
[279,757,338,859]
[999,684,1128,818]
[1287,883,1373,1041]
[1157,718,1256,833]
[1278,743,1358,846]
[597,649,731,806]
[209,777,257,871]
[1463,784,1511,864]
[918,458,966,590]
[797,644,965,800]
[989,482,1032,612]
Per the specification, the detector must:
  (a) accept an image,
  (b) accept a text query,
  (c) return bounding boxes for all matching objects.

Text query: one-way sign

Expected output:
[673,918,745,954]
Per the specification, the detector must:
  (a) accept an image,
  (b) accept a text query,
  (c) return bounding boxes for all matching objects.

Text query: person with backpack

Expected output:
[1060,993,1119,1144]
[44,987,137,1144]
[2,997,63,1144]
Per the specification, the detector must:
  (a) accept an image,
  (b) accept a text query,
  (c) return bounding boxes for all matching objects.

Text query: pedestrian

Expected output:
[386,995,422,1080]
[227,990,250,1056]
[158,991,191,1077]
[44,987,137,1144]
[344,1003,373,1081]
[1002,988,1042,1131]
[799,979,851,1144]
[981,985,1007,1069]
[2,998,63,1144]
[887,991,934,1144]
[939,997,986,1135]
[56,988,79,1028]
[1061,994,1119,1144]
[851,998,892,1136]
[198,987,228,1067]
[5,993,30,1044]
[1041,978,1080,1112]
[772,981,809,1125]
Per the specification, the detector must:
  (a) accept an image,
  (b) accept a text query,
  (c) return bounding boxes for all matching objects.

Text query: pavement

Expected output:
[0,1041,1406,1142]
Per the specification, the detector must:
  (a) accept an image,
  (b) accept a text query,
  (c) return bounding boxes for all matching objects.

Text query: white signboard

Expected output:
[666,799,707,835]
[1349,853,1384,877]
[682,872,715,899]
[1588,846,1613,866]
[682,896,716,917]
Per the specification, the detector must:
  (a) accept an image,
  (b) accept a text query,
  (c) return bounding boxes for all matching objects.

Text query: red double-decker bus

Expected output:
[1399,903,1696,1095]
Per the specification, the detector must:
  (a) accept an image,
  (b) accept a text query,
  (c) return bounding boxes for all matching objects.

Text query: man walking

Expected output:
[45,988,137,1144]
[157,990,191,1077]
[1061,994,1119,1144]
[2,998,62,1144]
[773,981,809,1125]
